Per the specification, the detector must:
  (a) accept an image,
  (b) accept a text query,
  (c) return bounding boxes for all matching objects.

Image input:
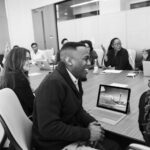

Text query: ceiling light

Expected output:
[70,0,99,8]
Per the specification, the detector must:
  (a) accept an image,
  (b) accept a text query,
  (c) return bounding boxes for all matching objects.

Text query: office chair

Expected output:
[0,122,7,149]
[128,143,150,150]
[0,88,32,150]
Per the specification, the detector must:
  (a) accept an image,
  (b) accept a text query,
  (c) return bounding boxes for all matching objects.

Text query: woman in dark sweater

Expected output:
[81,40,98,69]
[102,38,132,70]
[0,47,34,117]
[138,49,150,70]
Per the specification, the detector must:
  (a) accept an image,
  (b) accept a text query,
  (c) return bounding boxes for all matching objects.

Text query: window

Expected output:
[56,0,99,21]
[130,0,150,9]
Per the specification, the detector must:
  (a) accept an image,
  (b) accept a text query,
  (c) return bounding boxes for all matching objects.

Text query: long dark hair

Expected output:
[0,47,31,89]
[145,49,150,61]
[107,37,119,56]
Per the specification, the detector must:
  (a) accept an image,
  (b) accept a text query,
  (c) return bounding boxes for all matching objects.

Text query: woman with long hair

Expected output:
[102,38,132,70]
[0,47,34,117]
[81,40,98,69]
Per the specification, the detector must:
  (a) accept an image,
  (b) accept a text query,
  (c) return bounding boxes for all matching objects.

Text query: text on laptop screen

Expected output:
[97,85,130,113]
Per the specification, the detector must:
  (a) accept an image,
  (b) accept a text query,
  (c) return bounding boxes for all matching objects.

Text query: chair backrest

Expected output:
[135,51,143,69]
[128,143,150,150]
[0,88,32,150]
[127,49,136,69]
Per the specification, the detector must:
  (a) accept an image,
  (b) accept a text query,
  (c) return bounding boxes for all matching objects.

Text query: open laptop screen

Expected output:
[97,84,131,114]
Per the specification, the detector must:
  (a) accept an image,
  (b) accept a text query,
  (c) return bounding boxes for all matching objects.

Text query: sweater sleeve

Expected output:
[76,107,96,127]
[138,92,146,132]
[36,79,90,142]
[119,50,129,69]
[116,49,132,70]
[104,53,114,67]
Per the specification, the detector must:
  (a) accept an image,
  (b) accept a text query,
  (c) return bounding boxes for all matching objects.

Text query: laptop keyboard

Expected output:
[90,108,124,122]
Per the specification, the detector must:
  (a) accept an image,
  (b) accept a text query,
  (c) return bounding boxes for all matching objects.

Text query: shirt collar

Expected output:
[66,69,78,86]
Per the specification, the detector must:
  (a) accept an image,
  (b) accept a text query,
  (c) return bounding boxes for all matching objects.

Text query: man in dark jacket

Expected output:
[32,42,120,150]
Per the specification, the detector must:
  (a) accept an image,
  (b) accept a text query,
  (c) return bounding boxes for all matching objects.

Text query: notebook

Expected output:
[90,84,131,125]
[142,61,150,76]
[36,60,54,71]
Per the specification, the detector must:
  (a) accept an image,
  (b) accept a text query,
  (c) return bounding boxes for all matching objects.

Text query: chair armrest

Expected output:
[128,143,150,150]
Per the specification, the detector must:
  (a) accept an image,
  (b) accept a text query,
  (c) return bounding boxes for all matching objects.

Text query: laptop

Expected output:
[36,60,54,71]
[90,84,131,125]
[142,61,150,76]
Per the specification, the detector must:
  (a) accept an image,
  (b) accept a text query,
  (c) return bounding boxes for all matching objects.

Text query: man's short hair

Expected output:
[31,42,38,48]
[61,42,85,52]
[61,38,68,45]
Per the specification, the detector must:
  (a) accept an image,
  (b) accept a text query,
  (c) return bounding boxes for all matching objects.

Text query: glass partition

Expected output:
[56,0,99,21]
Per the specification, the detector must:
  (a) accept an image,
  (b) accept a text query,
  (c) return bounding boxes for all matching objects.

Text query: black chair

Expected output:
[0,54,4,66]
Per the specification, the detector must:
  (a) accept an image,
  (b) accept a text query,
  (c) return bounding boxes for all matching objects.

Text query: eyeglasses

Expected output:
[26,57,31,61]
[113,43,121,46]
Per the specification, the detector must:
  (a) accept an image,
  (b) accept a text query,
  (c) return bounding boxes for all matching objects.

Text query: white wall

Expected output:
[126,7,150,50]
[5,0,64,49]
[58,7,150,51]
[100,0,121,14]
[4,0,122,50]
[58,16,100,48]
[4,0,150,51]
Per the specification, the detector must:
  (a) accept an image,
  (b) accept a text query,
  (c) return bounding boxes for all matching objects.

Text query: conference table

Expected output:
[82,70,149,143]
[29,66,149,143]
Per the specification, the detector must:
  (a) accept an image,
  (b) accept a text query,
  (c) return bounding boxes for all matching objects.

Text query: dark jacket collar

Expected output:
[56,61,83,97]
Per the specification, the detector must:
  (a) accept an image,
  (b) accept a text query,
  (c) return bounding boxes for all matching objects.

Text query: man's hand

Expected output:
[88,121,105,142]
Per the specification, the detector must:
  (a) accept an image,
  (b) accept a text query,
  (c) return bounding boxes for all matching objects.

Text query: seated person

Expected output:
[56,38,69,63]
[31,42,46,64]
[81,40,98,69]
[137,49,150,70]
[0,47,34,117]
[101,38,132,70]
[32,42,120,150]
[138,81,150,146]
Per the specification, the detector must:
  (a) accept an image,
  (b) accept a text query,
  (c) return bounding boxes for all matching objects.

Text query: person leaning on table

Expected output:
[101,38,132,70]
[32,42,121,150]
[136,49,150,71]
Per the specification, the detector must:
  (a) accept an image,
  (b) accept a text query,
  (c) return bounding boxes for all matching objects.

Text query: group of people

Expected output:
[59,38,150,71]
[101,37,150,71]
[57,38,98,70]
[0,38,150,150]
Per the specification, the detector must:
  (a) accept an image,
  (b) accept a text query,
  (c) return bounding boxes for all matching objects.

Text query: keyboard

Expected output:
[90,108,125,125]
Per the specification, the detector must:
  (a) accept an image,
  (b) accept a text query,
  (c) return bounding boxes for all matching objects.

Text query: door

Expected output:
[32,4,59,54]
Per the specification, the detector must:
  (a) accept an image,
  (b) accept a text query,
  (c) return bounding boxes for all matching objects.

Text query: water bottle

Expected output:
[93,59,99,74]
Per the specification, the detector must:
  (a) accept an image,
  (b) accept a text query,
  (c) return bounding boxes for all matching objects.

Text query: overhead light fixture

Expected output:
[70,0,99,8]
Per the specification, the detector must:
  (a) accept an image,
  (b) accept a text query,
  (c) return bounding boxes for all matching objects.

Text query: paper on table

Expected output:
[110,83,128,87]
[29,72,42,76]
[102,69,122,73]
[126,72,136,77]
